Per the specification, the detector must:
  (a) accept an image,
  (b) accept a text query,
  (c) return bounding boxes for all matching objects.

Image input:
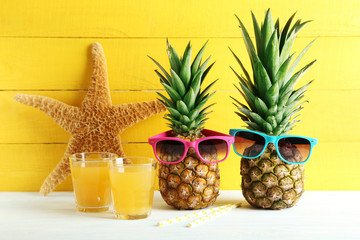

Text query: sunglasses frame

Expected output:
[229,129,318,164]
[148,129,234,164]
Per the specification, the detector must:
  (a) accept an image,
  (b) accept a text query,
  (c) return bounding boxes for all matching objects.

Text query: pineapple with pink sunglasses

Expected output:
[148,41,234,210]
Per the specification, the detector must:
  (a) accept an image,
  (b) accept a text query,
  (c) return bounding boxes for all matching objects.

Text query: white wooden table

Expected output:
[0,191,359,240]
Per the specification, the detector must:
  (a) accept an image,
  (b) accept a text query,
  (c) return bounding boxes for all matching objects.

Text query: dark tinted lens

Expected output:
[234,131,266,157]
[198,139,228,162]
[278,137,311,163]
[156,140,185,163]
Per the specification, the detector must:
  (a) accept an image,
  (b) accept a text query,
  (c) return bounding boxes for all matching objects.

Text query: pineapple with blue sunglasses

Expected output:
[230,10,317,209]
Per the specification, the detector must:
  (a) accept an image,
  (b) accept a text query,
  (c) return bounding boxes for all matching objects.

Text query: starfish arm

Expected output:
[81,42,112,109]
[14,93,80,134]
[40,136,82,196]
[113,100,166,130]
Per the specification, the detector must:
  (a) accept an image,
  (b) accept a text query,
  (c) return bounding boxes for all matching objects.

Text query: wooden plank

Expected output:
[0,37,359,90]
[1,90,359,143]
[1,142,359,191]
[0,0,359,37]
[0,143,155,191]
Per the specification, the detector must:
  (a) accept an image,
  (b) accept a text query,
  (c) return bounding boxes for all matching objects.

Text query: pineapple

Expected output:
[231,9,316,209]
[149,40,219,209]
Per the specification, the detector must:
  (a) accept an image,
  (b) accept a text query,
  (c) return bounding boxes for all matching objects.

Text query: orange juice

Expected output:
[71,162,111,211]
[69,152,117,212]
[109,158,156,219]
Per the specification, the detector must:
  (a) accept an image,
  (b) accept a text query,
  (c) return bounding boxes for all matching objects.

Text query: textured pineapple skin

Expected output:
[240,144,305,210]
[158,147,220,210]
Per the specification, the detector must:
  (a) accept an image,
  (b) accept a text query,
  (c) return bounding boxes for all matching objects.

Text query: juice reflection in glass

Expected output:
[109,157,157,220]
[69,152,117,212]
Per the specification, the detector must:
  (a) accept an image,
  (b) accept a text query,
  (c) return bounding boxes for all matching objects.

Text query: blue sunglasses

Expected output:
[229,129,318,164]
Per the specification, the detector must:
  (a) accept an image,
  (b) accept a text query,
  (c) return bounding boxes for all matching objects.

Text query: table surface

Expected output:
[0,191,359,240]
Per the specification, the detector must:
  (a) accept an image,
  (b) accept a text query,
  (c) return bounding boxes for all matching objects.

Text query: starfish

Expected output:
[14,42,166,196]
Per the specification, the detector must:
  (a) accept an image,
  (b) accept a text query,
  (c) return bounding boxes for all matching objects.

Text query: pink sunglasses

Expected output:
[148,129,234,164]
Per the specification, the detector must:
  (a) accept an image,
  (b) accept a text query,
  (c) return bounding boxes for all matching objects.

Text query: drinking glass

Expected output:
[69,152,117,212]
[109,157,157,220]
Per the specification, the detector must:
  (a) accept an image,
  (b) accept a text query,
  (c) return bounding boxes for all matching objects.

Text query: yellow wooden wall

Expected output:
[0,0,359,191]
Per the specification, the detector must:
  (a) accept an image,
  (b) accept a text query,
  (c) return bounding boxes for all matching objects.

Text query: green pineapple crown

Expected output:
[149,40,216,137]
[231,9,316,136]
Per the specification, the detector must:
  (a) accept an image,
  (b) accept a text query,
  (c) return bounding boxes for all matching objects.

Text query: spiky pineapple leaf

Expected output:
[266,115,277,129]
[261,9,275,52]
[280,12,296,52]
[196,111,212,122]
[286,80,313,105]
[230,66,254,93]
[156,92,174,107]
[249,112,267,127]
[148,56,171,81]
[167,40,182,74]
[189,120,196,129]
[274,107,286,123]
[286,102,306,118]
[198,80,218,102]
[199,103,215,115]
[183,87,196,111]
[280,60,316,97]
[236,15,257,65]
[195,92,215,110]
[230,96,249,110]
[251,11,263,58]
[191,41,208,75]
[189,108,200,121]
[273,125,285,135]
[195,92,215,113]
[244,121,261,130]
[229,47,252,84]
[176,100,189,115]
[264,30,280,81]
[191,71,202,95]
[155,70,170,86]
[279,31,296,64]
[234,83,256,111]
[235,111,249,122]
[201,62,215,83]
[180,115,191,124]
[161,82,181,102]
[263,121,273,133]
[284,96,306,115]
[264,82,279,107]
[253,57,272,96]
[275,18,280,38]
[179,43,192,85]
[167,107,181,120]
[285,38,316,84]
[198,56,211,75]
[292,20,312,35]
[278,91,292,109]
[254,97,268,117]
[275,53,294,88]
[266,104,278,116]
[180,125,189,132]
[170,69,186,96]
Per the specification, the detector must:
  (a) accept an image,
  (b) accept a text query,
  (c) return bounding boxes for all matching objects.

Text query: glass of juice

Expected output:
[69,152,118,212]
[109,157,157,220]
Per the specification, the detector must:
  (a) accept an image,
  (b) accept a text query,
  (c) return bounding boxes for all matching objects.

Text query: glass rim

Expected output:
[69,152,118,163]
[109,157,156,167]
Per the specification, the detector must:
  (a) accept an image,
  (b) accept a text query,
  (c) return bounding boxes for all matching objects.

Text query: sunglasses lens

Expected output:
[156,140,185,163]
[234,131,266,157]
[198,139,228,162]
[278,137,311,163]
